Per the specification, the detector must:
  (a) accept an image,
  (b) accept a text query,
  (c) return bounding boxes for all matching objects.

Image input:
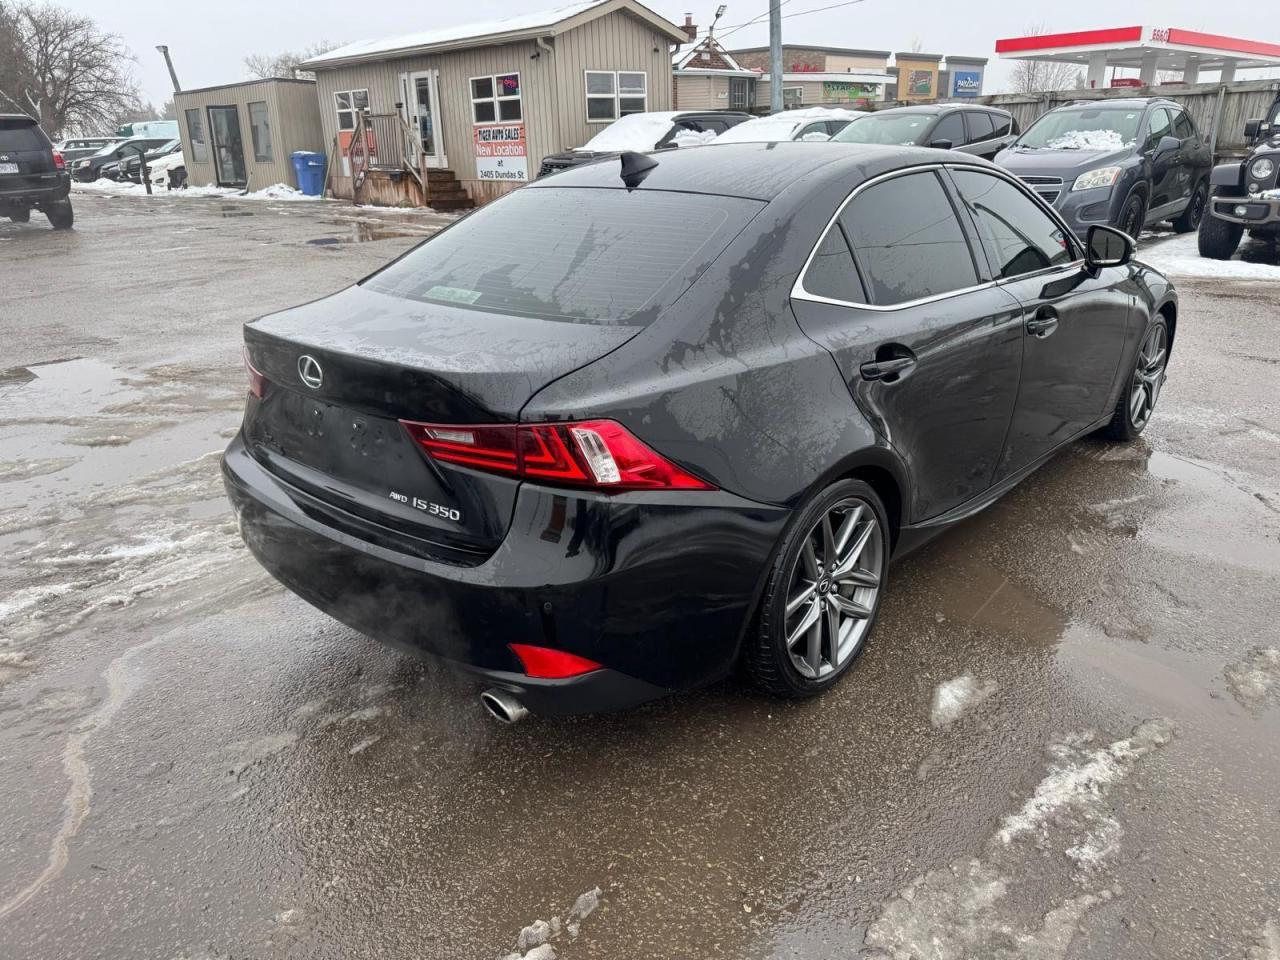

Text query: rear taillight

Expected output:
[243,346,266,398]
[509,643,602,679]
[52,150,65,170]
[400,419,716,492]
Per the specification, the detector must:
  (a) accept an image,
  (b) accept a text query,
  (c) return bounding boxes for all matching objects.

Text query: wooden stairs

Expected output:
[425,169,474,212]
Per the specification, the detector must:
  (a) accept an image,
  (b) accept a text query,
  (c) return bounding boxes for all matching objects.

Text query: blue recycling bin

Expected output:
[291,151,327,196]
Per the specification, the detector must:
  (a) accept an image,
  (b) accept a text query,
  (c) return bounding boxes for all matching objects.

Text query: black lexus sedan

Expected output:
[223,143,1177,720]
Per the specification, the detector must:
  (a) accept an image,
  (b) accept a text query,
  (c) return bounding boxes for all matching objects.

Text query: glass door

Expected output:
[207,106,247,186]
[401,70,445,169]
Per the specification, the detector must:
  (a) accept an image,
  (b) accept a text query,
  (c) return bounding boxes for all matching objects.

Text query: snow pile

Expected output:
[930,674,997,728]
[1139,233,1280,280]
[669,128,718,148]
[1046,129,1131,151]
[498,886,603,960]
[577,112,682,152]
[75,179,317,202]
[1225,647,1280,707]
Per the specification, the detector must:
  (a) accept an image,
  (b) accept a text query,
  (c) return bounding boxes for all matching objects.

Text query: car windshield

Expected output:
[1015,107,1142,151]
[0,118,48,151]
[363,187,763,325]
[831,112,932,146]
[578,114,680,152]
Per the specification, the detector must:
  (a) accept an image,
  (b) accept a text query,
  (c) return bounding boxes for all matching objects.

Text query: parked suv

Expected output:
[71,136,172,182]
[831,104,1019,161]
[0,114,73,229]
[538,111,751,176]
[996,98,1212,241]
[1198,94,1280,259]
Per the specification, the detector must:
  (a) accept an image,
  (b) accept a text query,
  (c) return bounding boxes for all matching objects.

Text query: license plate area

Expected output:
[0,163,19,175]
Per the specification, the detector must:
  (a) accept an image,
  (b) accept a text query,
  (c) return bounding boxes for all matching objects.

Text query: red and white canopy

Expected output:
[995,26,1280,85]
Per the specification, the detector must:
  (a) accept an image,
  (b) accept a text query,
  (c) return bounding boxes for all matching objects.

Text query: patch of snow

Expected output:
[501,887,602,959]
[1247,919,1280,960]
[999,719,1175,845]
[1225,647,1280,707]
[1139,233,1280,281]
[347,735,381,756]
[0,583,76,622]
[715,108,863,144]
[577,112,685,152]
[1046,130,1131,151]
[930,674,997,728]
[75,180,318,202]
[670,128,718,148]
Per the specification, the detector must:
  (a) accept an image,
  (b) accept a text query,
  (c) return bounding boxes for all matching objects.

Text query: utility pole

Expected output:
[156,45,182,93]
[769,0,783,114]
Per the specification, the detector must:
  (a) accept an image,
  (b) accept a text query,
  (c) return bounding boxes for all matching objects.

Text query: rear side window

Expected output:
[0,118,49,151]
[965,111,995,144]
[1172,110,1196,140]
[363,187,763,325]
[990,112,1013,138]
[952,170,1074,278]
[932,113,965,146]
[802,227,866,303]
[1144,108,1172,151]
[841,171,978,306]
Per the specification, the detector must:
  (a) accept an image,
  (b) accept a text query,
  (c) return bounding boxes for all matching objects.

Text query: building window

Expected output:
[783,86,804,108]
[729,76,753,111]
[585,71,648,122]
[184,108,209,163]
[248,101,273,162]
[470,73,522,124]
[334,89,369,131]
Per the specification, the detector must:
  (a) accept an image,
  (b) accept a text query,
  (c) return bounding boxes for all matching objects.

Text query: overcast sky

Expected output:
[57,0,1270,107]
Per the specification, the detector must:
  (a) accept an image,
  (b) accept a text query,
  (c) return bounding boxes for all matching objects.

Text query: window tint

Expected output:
[0,118,48,151]
[952,170,1073,279]
[364,188,763,325]
[802,227,866,303]
[841,171,978,305]
[1172,109,1196,140]
[1144,108,1172,151]
[931,113,965,146]
[990,112,1013,138]
[965,111,995,144]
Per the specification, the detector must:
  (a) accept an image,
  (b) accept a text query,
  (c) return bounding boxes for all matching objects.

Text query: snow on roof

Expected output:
[713,108,864,143]
[576,111,685,152]
[304,0,680,66]
[672,39,745,71]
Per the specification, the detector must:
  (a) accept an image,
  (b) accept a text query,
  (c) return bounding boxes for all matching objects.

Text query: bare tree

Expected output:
[1009,25,1084,94]
[244,41,343,82]
[0,1,142,137]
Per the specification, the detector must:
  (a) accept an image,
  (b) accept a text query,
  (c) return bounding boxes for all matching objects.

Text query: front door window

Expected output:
[414,77,435,156]
[207,106,246,187]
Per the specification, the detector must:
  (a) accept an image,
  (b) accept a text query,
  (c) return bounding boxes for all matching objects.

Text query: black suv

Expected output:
[831,104,1019,161]
[0,114,73,229]
[71,136,172,182]
[538,111,751,177]
[996,98,1212,241]
[1198,94,1280,259]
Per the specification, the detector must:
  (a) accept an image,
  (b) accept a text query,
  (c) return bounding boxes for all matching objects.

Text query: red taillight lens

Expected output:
[243,346,266,398]
[400,419,715,492]
[52,150,65,170]
[509,643,602,679]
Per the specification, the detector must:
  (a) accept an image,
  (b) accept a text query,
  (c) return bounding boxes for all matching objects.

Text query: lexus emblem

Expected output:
[297,355,323,389]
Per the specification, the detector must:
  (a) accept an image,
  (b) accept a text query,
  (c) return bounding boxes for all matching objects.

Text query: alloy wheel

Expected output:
[782,497,885,680]
[1129,324,1167,430]
[1186,188,1206,229]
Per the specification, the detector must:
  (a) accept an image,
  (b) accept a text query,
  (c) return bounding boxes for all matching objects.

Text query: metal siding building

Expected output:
[302,0,683,207]
[175,79,324,190]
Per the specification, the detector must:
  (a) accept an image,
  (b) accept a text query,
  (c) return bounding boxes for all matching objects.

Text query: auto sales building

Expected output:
[300,0,686,208]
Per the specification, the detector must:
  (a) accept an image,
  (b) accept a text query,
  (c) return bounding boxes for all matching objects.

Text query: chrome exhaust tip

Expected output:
[480,688,530,725]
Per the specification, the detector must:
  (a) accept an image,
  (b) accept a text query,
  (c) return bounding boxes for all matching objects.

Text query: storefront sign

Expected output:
[473,122,528,182]
[952,71,982,97]
[822,80,877,102]
[907,70,934,97]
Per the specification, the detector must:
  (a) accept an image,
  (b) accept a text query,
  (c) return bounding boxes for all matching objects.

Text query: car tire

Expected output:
[1197,204,1243,260]
[1103,319,1168,442]
[1171,181,1207,234]
[46,200,74,230]
[1117,190,1146,242]
[743,478,889,698]
[7,208,30,223]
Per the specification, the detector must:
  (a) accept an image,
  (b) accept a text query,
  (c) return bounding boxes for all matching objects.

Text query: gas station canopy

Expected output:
[995,26,1280,87]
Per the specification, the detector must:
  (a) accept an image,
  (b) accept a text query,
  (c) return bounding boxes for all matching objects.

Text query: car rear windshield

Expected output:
[0,118,49,151]
[832,113,932,146]
[1015,107,1142,151]
[362,187,763,325]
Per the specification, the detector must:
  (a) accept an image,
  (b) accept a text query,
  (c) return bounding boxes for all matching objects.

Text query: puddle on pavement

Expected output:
[308,220,433,245]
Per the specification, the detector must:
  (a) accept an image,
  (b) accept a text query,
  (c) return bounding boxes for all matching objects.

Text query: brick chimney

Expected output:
[682,13,698,42]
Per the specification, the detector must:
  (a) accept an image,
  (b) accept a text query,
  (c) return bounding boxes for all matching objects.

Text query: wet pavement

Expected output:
[2,192,1279,960]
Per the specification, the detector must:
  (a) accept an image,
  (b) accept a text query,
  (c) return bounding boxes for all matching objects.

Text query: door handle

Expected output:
[1026,308,1059,339]
[860,353,917,381]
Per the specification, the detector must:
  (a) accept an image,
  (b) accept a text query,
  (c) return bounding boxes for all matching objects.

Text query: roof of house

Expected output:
[301,0,685,68]
[173,78,315,98]
[672,38,745,71]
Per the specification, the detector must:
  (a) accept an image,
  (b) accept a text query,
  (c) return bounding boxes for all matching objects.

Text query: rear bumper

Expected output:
[1209,195,1280,226]
[222,434,790,714]
[0,172,70,208]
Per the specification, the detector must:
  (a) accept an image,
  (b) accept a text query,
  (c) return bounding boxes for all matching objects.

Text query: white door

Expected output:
[399,70,446,169]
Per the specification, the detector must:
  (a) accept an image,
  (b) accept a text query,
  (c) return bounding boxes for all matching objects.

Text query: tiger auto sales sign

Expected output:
[473,123,528,182]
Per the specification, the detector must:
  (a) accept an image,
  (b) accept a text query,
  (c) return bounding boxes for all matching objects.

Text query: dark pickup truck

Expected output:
[0,113,73,229]
[1198,94,1280,259]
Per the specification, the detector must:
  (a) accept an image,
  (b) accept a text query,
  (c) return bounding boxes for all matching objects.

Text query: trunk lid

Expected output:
[242,285,641,560]
[0,117,55,181]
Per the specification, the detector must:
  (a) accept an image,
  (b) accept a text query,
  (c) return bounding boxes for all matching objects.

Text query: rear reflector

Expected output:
[400,418,715,492]
[243,346,266,398]
[509,643,602,679]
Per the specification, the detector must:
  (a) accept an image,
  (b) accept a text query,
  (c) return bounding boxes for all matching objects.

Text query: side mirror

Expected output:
[929,138,954,150]
[1155,134,1180,157]
[1244,118,1263,140]
[1086,224,1133,270]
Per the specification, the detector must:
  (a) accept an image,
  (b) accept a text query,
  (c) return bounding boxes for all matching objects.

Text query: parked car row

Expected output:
[71,136,174,182]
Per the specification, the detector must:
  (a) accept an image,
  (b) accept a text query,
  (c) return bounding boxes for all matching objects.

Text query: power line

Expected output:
[715,0,871,44]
